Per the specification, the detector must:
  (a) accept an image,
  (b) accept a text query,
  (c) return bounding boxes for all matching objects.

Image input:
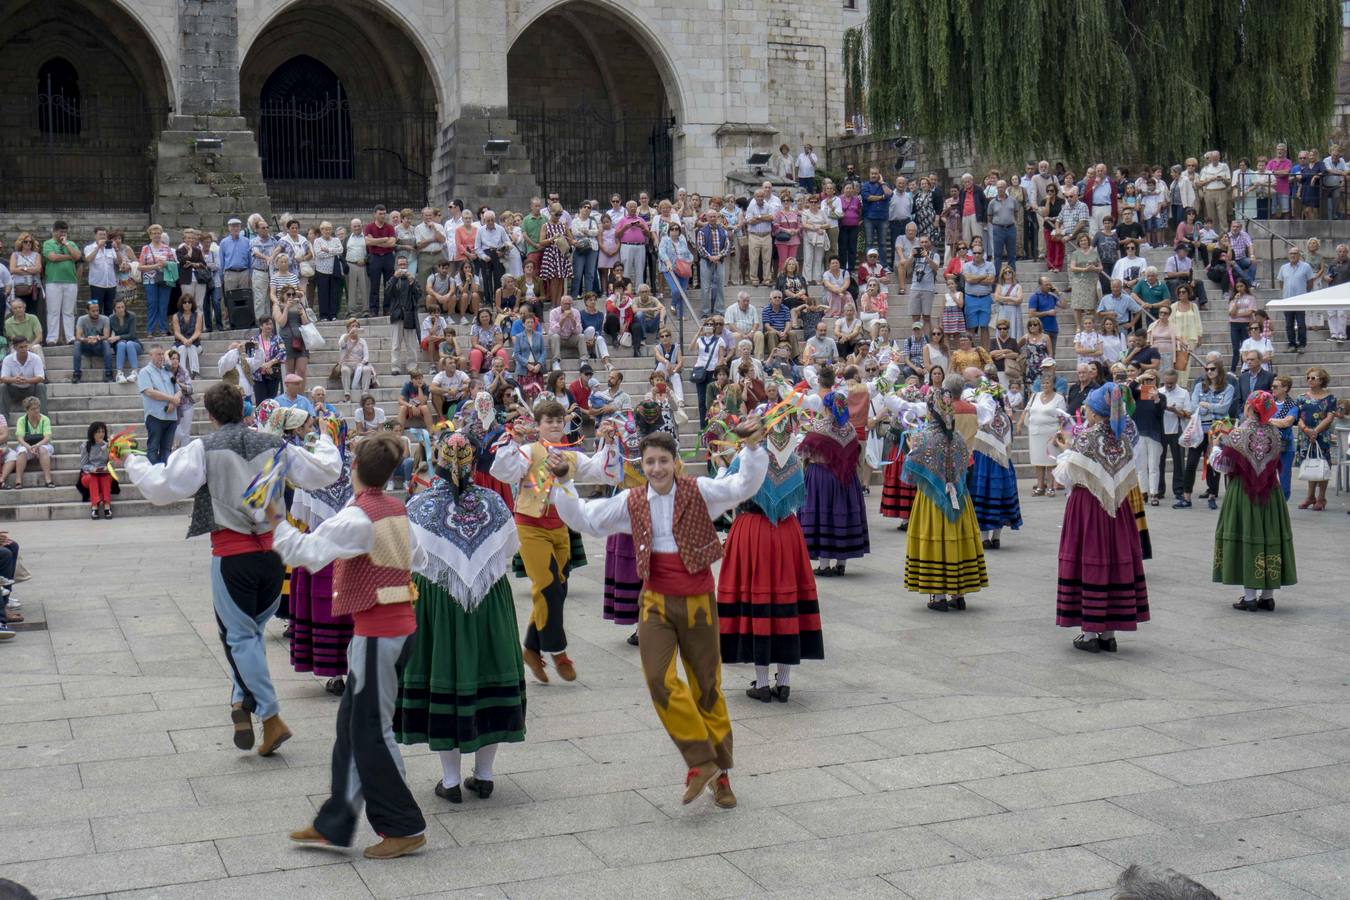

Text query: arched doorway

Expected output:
[509,1,677,205]
[241,1,439,210]
[0,0,171,211]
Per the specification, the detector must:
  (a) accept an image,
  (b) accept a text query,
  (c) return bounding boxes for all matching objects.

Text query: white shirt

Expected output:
[345,234,367,264]
[127,434,340,505]
[795,151,818,178]
[724,302,761,334]
[216,347,255,400]
[550,445,768,551]
[413,222,446,255]
[1199,161,1232,192]
[1158,384,1191,434]
[273,505,376,573]
[84,243,121,289]
[489,438,623,487]
[431,369,469,400]
[0,352,44,380]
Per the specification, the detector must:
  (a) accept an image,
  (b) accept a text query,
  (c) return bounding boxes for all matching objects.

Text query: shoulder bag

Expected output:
[1298,441,1329,482]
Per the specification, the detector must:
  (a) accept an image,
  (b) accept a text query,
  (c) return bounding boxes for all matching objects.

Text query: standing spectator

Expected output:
[1157,368,1192,501]
[956,173,987,246]
[1018,362,1066,495]
[993,264,1024,339]
[312,222,344,322]
[538,203,572,306]
[176,228,209,321]
[1129,370,1165,505]
[343,217,368,316]
[137,344,180,465]
[615,201,652,288]
[1266,144,1294,218]
[1082,163,1119,236]
[109,298,140,382]
[413,206,447,283]
[247,219,279,323]
[474,209,510,303]
[219,218,251,324]
[1177,359,1234,509]
[986,180,1019,275]
[277,218,314,296]
[167,348,195,449]
[201,230,222,333]
[272,287,309,380]
[1275,246,1314,354]
[1068,232,1102,332]
[1317,145,1348,219]
[690,319,725,426]
[251,317,285,401]
[570,201,599,297]
[773,197,803,277]
[838,181,862,276]
[72,299,114,385]
[696,211,730,316]
[960,240,996,347]
[1294,367,1336,510]
[385,257,422,375]
[41,220,81,345]
[1040,184,1065,271]
[886,175,913,267]
[0,337,46,419]
[1325,242,1350,342]
[795,143,818,193]
[9,233,43,318]
[363,205,398,316]
[1225,279,1259,370]
[392,209,416,281]
[800,197,828,286]
[860,169,893,266]
[657,223,694,316]
[84,227,121,317]
[1026,276,1062,353]
[743,188,775,287]
[0,396,53,489]
[1197,151,1233,228]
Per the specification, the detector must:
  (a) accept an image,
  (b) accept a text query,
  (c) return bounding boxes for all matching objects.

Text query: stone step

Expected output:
[0,497,190,522]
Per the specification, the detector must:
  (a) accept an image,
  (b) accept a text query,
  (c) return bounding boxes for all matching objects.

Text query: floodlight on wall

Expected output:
[483,139,511,156]
[194,137,223,155]
[746,151,772,177]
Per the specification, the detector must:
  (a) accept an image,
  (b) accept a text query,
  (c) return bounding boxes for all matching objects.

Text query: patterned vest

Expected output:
[331,489,415,617]
[626,477,722,580]
[513,444,575,519]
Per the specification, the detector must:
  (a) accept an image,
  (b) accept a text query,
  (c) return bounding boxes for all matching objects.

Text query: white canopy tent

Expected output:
[1264,281,1350,312]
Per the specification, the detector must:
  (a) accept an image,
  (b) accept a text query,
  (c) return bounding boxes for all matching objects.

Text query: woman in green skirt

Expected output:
[395,430,526,803]
[1212,390,1297,612]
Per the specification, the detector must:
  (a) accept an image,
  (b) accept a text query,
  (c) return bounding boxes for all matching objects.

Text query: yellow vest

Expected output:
[513,444,576,518]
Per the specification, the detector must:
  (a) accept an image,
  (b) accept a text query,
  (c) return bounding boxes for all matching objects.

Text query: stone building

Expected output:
[0,0,846,229]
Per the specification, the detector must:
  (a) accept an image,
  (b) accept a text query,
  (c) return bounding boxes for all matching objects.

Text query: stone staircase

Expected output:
[3,243,1346,520]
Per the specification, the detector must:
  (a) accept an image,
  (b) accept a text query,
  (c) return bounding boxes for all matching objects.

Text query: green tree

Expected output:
[863,0,1342,162]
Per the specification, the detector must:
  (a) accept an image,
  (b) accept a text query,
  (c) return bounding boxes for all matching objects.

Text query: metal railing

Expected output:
[513,105,674,207]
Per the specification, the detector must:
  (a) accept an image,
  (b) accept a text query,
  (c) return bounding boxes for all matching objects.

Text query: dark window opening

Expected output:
[257,55,353,180]
[38,57,81,136]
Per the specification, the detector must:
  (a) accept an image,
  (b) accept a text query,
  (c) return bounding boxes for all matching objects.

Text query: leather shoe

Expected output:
[1256,596,1275,611]
[363,833,426,859]
[682,762,719,804]
[1073,634,1101,653]
[1232,598,1260,611]
[523,647,548,683]
[289,824,342,846]
[552,653,577,681]
[434,781,463,803]
[257,714,292,756]
[745,682,773,702]
[230,704,254,751]
[1098,637,1118,652]
[464,776,494,799]
[713,774,737,809]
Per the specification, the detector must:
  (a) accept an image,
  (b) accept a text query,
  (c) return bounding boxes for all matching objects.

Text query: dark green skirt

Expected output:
[1213,487,1298,590]
[394,575,526,752]
[512,527,587,577]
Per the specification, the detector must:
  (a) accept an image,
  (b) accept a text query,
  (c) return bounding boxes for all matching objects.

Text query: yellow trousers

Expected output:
[637,590,733,770]
[517,524,571,653]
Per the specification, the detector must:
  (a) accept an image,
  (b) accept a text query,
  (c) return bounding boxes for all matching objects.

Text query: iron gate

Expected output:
[514,106,675,206]
[246,97,436,210]
[0,93,164,211]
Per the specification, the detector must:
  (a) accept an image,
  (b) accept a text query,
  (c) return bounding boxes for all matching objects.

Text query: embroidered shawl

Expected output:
[798,408,860,484]
[972,395,1014,467]
[1214,420,1281,503]
[1054,422,1138,517]
[406,482,520,612]
[901,423,971,522]
[730,432,804,524]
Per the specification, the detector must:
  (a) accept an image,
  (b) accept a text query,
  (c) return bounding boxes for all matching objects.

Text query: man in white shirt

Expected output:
[546,294,584,367]
[413,207,446,280]
[723,291,763,356]
[548,422,767,810]
[344,218,368,319]
[1197,151,1232,231]
[887,176,913,268]
[0,337,46,419]
[1319,145,1349,219]
[429,354,469,417]
[795,144,818,193]
[84,227,121,316]
[1157,368,1191,501]
[474,209,511,301]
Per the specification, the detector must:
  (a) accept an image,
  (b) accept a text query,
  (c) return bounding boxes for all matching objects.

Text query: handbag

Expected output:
[553,234,570,256]
[162,260,178,285]
[774,230,793,243]
[673,258,692,279]
[300,321,326,351]
[1178,411,1203,449]
[300,261,316,279]
[619,331,633,348]
[1298,443,1329,482]
[864,428,886,469]
[13,283,33,298]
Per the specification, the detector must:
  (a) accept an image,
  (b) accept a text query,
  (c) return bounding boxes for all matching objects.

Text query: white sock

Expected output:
[438,749,461,789]
[1100,630,1115,640]
[754,665,770,686]
[1260,589,1274,600]
[775,664,792,687]
[991,527,1001,540]
[473,744,498,781]
[1244,587,1259,602]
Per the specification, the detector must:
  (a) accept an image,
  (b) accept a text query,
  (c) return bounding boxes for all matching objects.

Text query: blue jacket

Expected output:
[860,180,891,220]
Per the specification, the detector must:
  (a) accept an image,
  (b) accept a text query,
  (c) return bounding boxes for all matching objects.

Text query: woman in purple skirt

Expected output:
[1053,383,1150,653]
[797,387,870,577]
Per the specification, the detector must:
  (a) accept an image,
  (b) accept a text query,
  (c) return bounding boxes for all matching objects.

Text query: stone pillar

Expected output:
[152,0,272,231]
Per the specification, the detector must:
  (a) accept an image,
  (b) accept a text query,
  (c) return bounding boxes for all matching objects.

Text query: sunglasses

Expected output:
[1204,367,1217,372]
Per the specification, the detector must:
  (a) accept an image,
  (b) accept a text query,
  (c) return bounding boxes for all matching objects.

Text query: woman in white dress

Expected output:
[993,265,1024,339]
[1019,367,1066,496]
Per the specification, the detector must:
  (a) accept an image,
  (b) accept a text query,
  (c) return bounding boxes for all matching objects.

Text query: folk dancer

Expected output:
[550,420,767,808]
[798,390,871,577]
[395,431,527,803]
[277,434,427,859]
[966,380,1023,549]
[1213,390,1297,612]
[489,398,622,683]
[1053,383,1150,652]
[128,383,341,755]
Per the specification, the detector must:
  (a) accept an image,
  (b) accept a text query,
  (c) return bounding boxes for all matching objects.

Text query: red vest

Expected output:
[331,489,414,618]
[626,477,722,585]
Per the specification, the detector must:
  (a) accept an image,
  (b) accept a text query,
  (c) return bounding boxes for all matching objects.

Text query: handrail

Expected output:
[1244,217,1301,283]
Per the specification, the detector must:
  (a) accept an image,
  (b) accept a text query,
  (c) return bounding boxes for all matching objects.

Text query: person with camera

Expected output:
[385,256,423,376]
[84,227,128,317]
[909,235,941,335]
[72,299,114,385]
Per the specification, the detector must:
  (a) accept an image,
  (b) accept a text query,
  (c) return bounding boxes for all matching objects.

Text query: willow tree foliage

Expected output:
[863,0,1342,162]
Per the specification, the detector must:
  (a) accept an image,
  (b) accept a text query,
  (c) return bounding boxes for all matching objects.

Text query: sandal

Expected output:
[1031,486,1044,496]
[45,481,55,488]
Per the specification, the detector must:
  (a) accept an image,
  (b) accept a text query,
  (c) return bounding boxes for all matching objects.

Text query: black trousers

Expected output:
[316,273,341,321]
[1159,433,1184,496]
[314,634,425,846]
[1022,209,1039,258]
[1182,434,1220,497]
[0,540,17,626]
[367,254,395,316]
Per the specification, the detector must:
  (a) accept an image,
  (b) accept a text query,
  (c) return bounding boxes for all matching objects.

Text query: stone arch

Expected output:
[508,0,680,204]
[0,0,172,210]
[239,0,441,209]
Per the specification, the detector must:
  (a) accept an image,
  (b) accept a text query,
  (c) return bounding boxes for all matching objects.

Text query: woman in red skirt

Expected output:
[718,410,821,702]
[1053,383,1149,653]
[879,385,929,528]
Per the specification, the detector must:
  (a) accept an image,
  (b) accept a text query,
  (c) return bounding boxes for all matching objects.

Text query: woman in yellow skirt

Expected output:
[902,385,989,611]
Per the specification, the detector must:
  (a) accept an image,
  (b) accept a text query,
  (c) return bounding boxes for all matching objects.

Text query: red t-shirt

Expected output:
[568,377,592,410]
[364,222,396,255]
[962,191,976,217]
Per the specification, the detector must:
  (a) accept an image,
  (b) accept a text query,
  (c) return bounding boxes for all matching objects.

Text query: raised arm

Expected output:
[272,505,374,572]
[697,444,768,518]
[549,484,633,538]
[489,437,531,484]
[571,436,623,485]
[126,438,207,503]
[283,435,342,489]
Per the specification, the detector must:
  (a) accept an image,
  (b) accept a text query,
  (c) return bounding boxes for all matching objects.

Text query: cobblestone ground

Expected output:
[0,490,1347,899]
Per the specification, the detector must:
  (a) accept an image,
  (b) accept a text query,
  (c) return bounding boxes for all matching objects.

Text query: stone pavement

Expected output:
[0,490,1347,899]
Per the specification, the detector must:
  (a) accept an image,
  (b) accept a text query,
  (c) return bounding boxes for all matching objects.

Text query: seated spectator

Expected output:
[171,294,203,377]
[109,298,140,383]
[79,420,114,519]
[1238,319,1275,369]
[309,385,340,419]
[398,368,434,427]
[835,300,865,359]
[72,300,114,385]
[4,299,43,357]
[1133,267,1170,328]
[802,321,839,383]
[337,318,375,402]
[702,365,731,418]
[761,290,796,359]
[430,354,469,418]
[425,259,456,316]
[511,310,546,379]
[547,293,584,366]
[603,284,638,352]
[775,257,809,308]
[0,337,46,420]
[0,533,22,637]
[468,307,508,373]
[858,277,889,337]
[950,331,992,374]
[723,290,764,357]
[589,368,632,419]
[632,284,666,352]
[275,372,316,415]
[419,300,450,365]
[1,396,53,488]
[353,394,386,434]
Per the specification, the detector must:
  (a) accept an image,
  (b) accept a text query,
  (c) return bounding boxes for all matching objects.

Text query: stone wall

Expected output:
[178,0,241,115]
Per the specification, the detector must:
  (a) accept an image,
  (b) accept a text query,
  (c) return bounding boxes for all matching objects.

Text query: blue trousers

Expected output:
[144,283,172,334]
[73,340,113,378]
[571,249,598,296]
[990,224,1017,276]
[211,551,285,720]
[144,416,176,466]
[1279,445,1294,499]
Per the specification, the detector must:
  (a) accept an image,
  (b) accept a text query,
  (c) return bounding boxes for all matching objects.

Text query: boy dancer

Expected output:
[489,399,622,683]
[549,419,766,808]
[276,434,427,859]
[129,383,341,755]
